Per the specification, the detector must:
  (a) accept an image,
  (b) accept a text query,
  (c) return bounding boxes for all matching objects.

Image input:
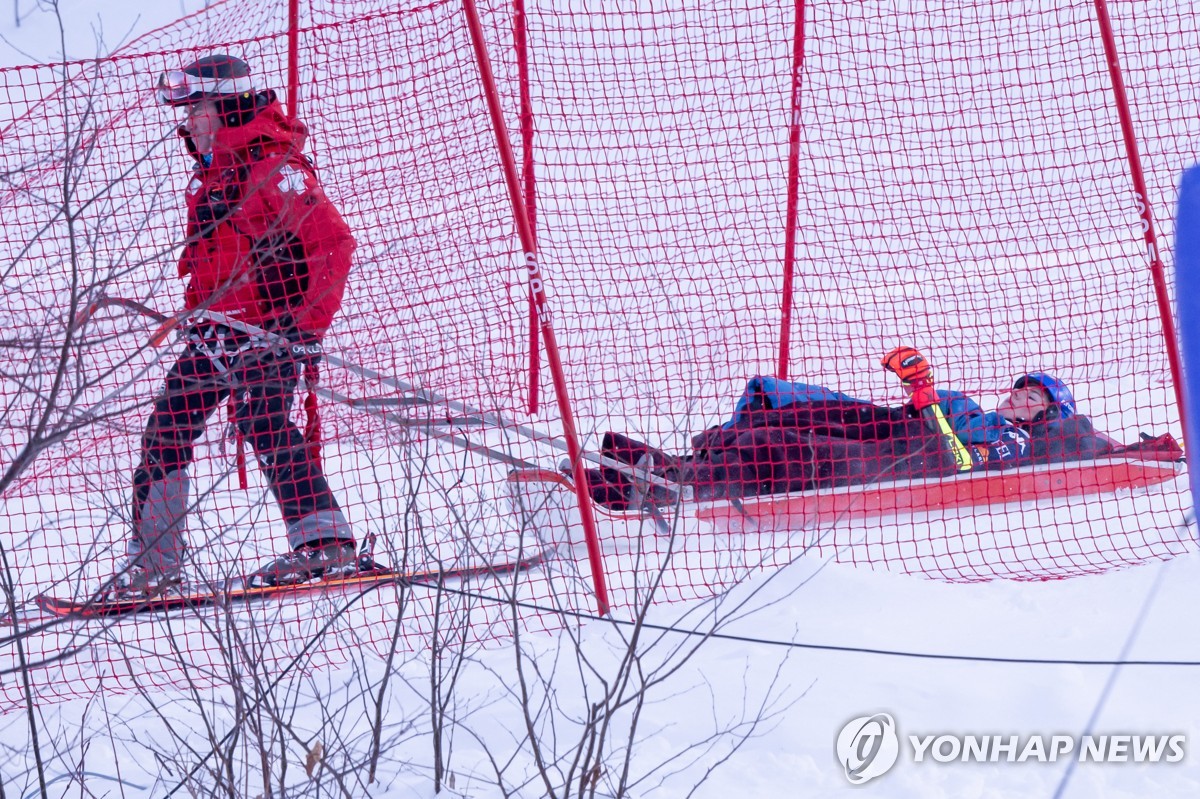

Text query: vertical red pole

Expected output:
[286,0,325,464]
[1092,0,1187,433]
[777,0,807,381]
[462,0,610,615]
[513,0,540,415]
[287,0,301,120]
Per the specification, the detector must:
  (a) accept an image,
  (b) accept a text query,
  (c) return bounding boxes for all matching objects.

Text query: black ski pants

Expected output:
[132,336,341,533]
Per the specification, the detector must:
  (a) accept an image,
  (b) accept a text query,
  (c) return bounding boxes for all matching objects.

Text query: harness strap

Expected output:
[229,394,248,490]
[304,361,322,471]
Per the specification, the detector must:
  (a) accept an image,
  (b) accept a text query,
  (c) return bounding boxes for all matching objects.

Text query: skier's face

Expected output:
[182,99,223,156]
[997,386,1051,424]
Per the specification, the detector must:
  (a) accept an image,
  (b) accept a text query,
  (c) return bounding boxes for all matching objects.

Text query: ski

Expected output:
[34,549,547,619]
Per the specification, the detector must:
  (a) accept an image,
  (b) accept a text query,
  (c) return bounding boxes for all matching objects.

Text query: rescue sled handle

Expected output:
[77,299,686,496]
[320,346,691,498]
[316,387,542,469]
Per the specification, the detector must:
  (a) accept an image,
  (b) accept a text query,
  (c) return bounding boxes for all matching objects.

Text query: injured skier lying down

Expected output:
[584,347,1175,509]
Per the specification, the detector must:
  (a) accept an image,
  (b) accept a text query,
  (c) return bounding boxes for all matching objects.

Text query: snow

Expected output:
[1,1,1199,797]
[0,0,210,67]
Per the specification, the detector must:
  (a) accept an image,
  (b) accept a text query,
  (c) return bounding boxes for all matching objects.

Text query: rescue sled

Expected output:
[506,443,1184,534]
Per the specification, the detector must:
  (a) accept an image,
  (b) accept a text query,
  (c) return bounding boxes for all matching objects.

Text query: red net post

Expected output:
[513,0,541,414]
[777,0,808,381]
[1091,0,1186,433]
[462,0,610,615]
[287,0,301,119]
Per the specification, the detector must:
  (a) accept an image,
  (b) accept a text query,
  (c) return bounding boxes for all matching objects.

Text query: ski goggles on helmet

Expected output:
[156,69,254,106]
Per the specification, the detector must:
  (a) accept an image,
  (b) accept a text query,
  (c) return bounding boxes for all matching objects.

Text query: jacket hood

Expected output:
[180,94,309,164]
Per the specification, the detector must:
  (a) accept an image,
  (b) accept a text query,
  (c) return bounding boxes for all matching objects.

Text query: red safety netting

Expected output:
[0,0,1195,711]
[0,0,555,712]
[520,0,1193,594]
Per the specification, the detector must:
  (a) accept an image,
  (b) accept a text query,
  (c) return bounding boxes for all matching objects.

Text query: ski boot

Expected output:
[248,537,389,588]
[247,540,357,588]
[107,559,184,599]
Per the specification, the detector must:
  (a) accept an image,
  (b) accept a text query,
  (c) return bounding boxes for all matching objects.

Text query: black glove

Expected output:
[284,331,323,374]
[263,312,321,361]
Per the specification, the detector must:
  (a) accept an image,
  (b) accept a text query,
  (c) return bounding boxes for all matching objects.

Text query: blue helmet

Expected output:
[1012,372,1076,420]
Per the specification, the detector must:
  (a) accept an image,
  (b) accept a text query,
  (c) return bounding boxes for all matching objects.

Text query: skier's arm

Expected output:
[881,346,976,471]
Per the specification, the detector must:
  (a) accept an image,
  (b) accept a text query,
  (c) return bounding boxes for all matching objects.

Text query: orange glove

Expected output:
[882,346,975,470]
[881,346,931,384]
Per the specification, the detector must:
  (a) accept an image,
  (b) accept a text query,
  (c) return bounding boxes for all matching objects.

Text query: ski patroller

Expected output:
[33,546,548,619]
[74,297,684,495]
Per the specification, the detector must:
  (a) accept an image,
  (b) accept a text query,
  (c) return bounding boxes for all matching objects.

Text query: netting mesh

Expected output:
[1,0,1196,711]
[519,0,1192,592]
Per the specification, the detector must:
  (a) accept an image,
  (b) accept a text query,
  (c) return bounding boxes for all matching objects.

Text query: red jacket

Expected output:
[178,99,354,338]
